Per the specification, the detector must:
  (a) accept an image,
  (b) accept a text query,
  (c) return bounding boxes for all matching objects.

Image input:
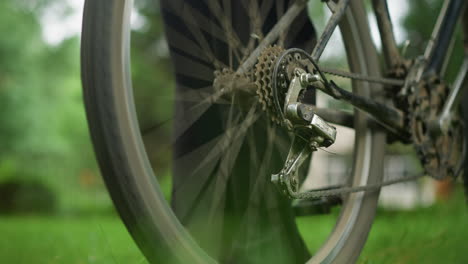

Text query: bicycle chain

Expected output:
[320,67,405,86]
[252,47,460,199]
[295,80,463,199]
[259,48,427,199]
[253,47,405,127]
[291,71,464,199]
[288,173,424,199]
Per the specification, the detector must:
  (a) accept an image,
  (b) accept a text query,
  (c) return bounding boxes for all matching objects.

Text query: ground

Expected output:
[0,189,466,264]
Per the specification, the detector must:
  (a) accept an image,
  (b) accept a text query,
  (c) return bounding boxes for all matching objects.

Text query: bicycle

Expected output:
[81,0,467,263]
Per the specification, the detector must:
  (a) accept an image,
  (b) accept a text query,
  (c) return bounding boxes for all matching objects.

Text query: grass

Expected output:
[0,214,147,264]
[0,190,466,263]
[297,188,468,264]
[359,191,468,264]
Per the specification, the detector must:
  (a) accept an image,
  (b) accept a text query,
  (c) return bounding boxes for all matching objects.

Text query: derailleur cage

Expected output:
[270,50,337,198]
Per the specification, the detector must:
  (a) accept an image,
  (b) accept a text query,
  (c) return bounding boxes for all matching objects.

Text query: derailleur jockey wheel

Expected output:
[254,48,338,197]
[253,47,466,199]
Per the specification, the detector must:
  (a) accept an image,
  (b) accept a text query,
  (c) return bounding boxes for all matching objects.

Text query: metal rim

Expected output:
[81,0,385,263]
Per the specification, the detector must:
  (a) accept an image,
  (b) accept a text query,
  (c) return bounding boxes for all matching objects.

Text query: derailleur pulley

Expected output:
[266,50,337,197]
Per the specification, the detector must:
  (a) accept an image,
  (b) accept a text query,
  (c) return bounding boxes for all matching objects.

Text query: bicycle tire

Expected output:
[81,0,385,263]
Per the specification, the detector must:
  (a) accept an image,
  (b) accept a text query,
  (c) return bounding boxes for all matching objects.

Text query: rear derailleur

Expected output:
[254,48,339,198]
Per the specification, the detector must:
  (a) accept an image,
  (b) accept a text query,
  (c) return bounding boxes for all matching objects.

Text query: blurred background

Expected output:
[0,0,466,263]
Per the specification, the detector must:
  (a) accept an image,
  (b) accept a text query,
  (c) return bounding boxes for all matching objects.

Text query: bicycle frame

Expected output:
[374,0,466,75]
[424,0,465,76]
[357,0,468,138]
[273,0,468,141]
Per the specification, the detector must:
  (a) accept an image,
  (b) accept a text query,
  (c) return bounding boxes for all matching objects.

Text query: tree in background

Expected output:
[403,0,464,200]
[403,0,463,81]
[0,1,102,214]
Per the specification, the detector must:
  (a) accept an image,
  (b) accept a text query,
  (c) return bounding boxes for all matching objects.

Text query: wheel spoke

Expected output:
[143,86,237,137]
[152,88,232,106]
[142,98,210,139]
[234,124,301,258]
[207,0,244,64]
[259,0,276,32]
[164,28,214,65]
[223,0,235,68]
[275,0,287,45]
[172,53,215,82]
[173,85,230,104]
[246,128,260,178]
[236,0,308,74]
[174,103,260,177]
[248,123,277,199]
[207,0,242,51]
[172,105,261,205]
[241,0,263,57]
[163,1,228,69]
[206,99,249,220]
[311,0,351,62]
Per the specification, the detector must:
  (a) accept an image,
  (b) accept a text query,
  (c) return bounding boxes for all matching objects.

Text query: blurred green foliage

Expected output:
[0,1,103,214]
[403,0,464,82]
[0,0,465,263]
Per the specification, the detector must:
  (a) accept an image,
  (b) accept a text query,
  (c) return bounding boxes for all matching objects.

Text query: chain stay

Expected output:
[321,67,405,86]
[270,48,424,200]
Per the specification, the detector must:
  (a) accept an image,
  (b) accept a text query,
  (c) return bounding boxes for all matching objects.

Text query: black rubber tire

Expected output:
[82,1,213,263]
[81,1,385,263]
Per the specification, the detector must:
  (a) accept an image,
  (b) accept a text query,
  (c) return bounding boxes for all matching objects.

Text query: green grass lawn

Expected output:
[0,214,148,264]
[359,193,468,264]
[297,189,468,264]
[0,191,466,264]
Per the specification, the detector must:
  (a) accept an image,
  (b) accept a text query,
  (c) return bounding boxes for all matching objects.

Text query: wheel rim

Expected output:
[81,0,385,263]
[310,4,385,263]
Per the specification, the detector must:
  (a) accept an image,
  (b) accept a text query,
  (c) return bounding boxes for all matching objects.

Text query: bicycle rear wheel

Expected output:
[81,0,385,263]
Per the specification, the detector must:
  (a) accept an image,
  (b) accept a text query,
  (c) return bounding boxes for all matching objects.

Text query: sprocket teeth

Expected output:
[409,79,462,179]
[254,45,285,124]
